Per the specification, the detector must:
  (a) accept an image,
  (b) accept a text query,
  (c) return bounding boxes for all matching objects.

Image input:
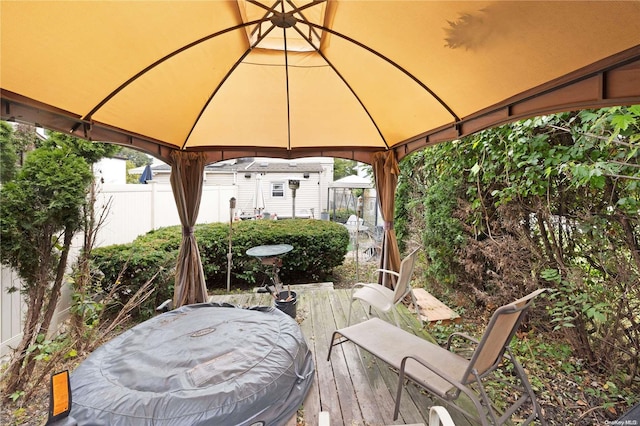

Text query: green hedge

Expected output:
[87,240,177,319]
[89,219,349,318]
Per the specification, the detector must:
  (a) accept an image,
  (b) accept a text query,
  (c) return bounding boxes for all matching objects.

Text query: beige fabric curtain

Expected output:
[170,151,208,307]
[372,151,401,288]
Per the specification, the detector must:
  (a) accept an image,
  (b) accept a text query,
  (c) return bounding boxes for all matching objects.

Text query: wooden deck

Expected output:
[210,284,475,426]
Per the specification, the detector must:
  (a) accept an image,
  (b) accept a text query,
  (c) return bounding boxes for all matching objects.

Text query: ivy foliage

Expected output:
[396,106,639,380]
[0,121,18,183]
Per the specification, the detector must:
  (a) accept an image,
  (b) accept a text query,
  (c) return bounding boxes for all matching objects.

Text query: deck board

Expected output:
[298,291,321,426]
[413,288,460,324]
[322,291,365,425]
[209,285,473,425]
[329,291,391,425]
[308,289,345,425]
[333,289,423,426]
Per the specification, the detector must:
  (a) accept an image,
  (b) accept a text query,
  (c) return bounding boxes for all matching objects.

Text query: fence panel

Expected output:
[1,267,25,358]
[95,183,237,246]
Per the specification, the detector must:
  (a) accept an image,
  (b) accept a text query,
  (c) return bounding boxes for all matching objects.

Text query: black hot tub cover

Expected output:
[70,303,314,425]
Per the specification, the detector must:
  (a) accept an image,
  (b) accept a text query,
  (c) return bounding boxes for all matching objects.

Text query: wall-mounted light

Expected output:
[303,172,310,178]
[244,173,251,178]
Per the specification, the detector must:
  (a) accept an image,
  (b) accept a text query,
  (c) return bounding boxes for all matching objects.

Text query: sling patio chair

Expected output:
[328,288,547,426]
[347,248,421,327]
[393,288,548,425]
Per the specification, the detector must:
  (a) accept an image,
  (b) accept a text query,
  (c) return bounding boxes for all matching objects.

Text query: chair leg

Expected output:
[348,298,375,326]
[348,299,371,325]
[409,289,424,327]
[327,331,339,361]
[508,351,547,425]
[393,365,407,420]
[473,372,501,425]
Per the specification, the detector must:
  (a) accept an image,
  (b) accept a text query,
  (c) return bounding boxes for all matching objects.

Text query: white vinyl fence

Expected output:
[94,183,237,246]
[0,268,24,358]
[1,183,236,357]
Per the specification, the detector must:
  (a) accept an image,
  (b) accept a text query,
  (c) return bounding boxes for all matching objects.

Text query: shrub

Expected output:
[230,219,350,284]
[89,219,349,318]
[89,242,176,319]
[422,176,465,287]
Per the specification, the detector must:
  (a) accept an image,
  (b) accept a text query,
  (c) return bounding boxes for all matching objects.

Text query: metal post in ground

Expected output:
[227,197,236,292]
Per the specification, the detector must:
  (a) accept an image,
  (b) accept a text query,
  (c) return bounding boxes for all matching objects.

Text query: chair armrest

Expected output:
[372,268,400,284]
[375,268,400,279]
[445,332,479,351]
[155,299,173,313]
[350,282,391,300]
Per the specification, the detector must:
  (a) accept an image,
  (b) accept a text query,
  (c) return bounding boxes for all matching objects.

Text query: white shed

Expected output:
[129,157,334,220]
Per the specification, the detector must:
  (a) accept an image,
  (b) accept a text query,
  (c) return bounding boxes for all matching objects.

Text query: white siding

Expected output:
[94,157,127,184]
[204,172,236,186]
[236,170,331,219]
[263,173,322,218]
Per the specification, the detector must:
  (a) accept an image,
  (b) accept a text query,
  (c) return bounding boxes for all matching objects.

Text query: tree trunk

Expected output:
[3,235,55,398]
[535,207,565,268]
[71,180,102,348]
[3,283,46,397]
[40,227,74,338]
[567,315,597,366]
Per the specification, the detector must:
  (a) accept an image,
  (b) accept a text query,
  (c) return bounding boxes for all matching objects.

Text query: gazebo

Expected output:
[329,175,374,218]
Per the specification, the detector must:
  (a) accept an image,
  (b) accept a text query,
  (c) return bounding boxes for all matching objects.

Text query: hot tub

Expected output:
[70,303,314,425]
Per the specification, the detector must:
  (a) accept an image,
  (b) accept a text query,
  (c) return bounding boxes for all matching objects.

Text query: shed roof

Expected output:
[330,175,373,189]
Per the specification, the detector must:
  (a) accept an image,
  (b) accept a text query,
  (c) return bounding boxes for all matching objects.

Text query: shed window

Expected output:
[271,182,285,198]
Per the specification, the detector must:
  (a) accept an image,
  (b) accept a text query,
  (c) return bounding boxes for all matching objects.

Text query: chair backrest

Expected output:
[462,288,547,383]
[392,248,420,303]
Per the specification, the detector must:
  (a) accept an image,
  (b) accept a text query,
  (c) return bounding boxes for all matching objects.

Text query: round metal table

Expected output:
[246,244,293,296]
[245,244,293,258]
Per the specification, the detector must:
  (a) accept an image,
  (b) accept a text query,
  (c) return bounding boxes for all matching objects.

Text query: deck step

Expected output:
[413,288,460,323]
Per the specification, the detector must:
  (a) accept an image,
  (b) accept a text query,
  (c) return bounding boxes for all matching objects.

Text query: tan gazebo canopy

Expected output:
[2,1,640,305]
